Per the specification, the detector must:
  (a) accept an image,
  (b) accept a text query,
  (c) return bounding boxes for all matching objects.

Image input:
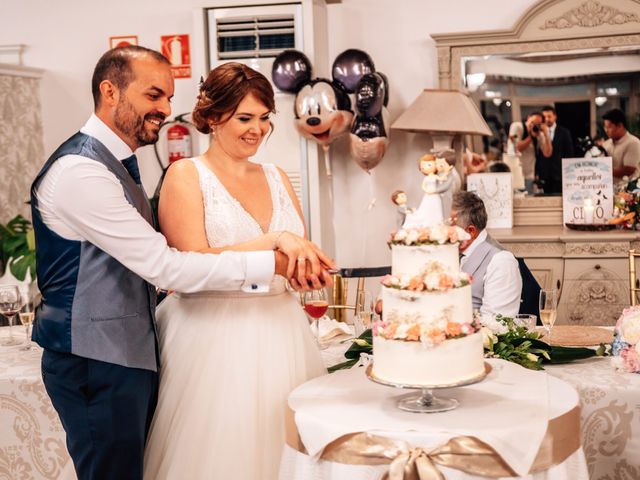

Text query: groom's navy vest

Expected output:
[31,132,158,371]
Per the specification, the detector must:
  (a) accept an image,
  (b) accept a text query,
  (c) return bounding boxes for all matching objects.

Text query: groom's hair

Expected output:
[91,46,170,108]
[193,62,275,135]
[452,191,487,231]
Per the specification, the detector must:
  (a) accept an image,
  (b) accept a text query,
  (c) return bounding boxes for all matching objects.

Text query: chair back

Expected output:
[629,249,640,306]
[331,266,391,322]
[517,257,541,321]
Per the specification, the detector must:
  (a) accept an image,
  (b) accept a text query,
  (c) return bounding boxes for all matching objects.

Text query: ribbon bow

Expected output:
[322,433,516,480]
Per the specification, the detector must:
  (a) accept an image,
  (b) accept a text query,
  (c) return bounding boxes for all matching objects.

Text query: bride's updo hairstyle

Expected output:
[192,62,276,135]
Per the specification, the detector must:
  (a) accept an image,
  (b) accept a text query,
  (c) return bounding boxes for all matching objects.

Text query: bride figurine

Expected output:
[403,154,454,229]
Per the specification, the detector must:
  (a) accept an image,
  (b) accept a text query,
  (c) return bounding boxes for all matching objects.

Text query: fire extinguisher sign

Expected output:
[161,34,191,79]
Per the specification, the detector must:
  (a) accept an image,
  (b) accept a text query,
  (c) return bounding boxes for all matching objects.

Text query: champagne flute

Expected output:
[539,289,558,342]
[303,289,328,348]
[354,290,373,337]
[0,285,24,346]
[19,294,35,350]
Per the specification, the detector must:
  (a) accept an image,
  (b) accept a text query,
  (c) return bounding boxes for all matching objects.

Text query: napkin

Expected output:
[310,317,353,344]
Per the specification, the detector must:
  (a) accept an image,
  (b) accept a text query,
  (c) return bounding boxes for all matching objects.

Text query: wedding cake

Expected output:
[373,161,484,386]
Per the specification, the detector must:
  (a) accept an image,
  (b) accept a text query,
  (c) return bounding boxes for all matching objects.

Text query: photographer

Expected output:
[509,111,552,193]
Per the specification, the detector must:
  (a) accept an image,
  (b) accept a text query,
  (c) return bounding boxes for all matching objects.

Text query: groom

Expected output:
[30,45,332,480]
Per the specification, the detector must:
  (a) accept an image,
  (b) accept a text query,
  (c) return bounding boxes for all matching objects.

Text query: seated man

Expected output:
[451,191,522,318]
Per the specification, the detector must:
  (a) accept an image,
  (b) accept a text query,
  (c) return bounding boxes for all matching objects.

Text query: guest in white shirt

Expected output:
[451,191,522,318]
[603,108,640,182]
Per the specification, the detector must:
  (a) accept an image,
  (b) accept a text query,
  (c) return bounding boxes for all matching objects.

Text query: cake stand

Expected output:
[365,363,491,413]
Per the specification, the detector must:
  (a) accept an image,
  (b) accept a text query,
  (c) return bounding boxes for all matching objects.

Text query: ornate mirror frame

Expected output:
[432,0,640,226]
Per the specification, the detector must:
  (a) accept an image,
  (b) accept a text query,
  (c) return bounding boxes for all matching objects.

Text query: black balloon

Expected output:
[331,49,375,93]
[355,73,387,118]
[271,50,312,93]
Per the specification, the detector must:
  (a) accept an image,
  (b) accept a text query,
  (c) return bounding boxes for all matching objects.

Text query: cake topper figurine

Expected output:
[402,153,455,229]
[391,190,414,228]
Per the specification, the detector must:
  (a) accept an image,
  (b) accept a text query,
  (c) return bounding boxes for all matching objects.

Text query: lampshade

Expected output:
[391,89,491,136]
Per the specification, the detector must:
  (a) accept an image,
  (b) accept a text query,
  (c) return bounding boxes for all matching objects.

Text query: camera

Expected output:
[531,123,541,134]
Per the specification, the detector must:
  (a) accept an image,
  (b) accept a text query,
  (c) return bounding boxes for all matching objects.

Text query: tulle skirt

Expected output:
[143,281,325,480]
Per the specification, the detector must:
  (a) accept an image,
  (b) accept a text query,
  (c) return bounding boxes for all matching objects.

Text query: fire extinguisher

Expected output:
[166,121,192,164]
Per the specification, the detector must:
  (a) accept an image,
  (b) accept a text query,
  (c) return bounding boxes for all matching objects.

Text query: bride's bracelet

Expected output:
[272,231,286,250]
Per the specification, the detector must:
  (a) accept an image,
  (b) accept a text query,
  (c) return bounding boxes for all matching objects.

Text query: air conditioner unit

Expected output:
[193,1,333,250]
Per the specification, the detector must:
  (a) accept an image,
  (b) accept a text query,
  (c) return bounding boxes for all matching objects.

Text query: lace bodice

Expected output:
[189,158,304,247]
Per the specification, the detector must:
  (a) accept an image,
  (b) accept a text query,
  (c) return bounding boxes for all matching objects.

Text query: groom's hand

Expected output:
[274,232,336,288]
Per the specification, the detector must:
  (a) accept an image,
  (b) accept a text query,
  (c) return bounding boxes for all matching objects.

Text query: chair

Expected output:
[629,249,640,305]
[329,266,391,322]
[516,257,541,321]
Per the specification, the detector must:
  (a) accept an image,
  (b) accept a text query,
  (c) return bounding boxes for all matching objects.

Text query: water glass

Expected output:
[513,314,536,331]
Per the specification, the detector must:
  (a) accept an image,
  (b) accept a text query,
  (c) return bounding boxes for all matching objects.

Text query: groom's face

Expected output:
[113,56,174,149]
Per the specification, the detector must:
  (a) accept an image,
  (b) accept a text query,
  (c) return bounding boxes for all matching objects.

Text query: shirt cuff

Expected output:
[240,251,275,293]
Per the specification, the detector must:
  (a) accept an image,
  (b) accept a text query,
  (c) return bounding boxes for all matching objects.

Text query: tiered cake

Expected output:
[372,225,485,386]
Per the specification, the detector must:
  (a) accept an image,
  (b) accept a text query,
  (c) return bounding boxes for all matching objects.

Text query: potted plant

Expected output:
[0,214,36,284]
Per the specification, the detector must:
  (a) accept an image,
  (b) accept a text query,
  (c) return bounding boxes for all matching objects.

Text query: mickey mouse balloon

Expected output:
[272,50,354,150]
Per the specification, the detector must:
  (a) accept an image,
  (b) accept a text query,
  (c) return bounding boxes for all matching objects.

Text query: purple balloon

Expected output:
[331,49,375,93]
[355,73,387,118]
[271,50,312,93]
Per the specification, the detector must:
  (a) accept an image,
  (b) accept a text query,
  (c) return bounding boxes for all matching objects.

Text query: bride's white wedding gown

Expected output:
[143,159,325,480]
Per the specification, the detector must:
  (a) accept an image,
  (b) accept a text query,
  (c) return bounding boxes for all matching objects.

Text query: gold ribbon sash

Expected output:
[285,405,580,479]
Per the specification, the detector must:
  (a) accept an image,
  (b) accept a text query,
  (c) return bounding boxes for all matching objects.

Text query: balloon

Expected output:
[332,49,375,93]
[355,73,388,118]
[271,50,312,93]
[293,81,353,148]
[349,108,390,172]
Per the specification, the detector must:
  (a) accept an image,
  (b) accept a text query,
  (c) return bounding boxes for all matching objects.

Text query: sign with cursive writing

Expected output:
[562,157,613,224]
[467,173,513,228]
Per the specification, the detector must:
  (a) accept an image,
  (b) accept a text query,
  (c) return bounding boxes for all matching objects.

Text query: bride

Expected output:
[144,63,331,479]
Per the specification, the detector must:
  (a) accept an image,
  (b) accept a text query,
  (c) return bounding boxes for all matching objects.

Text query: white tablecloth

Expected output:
[280,358,589,480]
[0,328,75,480]
[546,359,640,480]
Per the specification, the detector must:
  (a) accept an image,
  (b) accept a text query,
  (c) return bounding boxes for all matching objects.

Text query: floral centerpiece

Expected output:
[329,315,604,373]
[610,179,640,229]
[611,305,640,373]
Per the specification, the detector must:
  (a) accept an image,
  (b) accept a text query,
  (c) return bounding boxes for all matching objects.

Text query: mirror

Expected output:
[463,47,639,195]
[433,0,640,223]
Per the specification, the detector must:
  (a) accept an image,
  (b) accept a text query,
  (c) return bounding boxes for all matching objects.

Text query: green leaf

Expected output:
[328,358,359,373]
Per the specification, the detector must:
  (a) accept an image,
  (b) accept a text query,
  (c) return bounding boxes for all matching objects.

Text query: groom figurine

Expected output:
[30,46,331,480]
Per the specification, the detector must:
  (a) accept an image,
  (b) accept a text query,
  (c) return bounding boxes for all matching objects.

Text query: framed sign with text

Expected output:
[467,172,513,228]
[562,157,613,224]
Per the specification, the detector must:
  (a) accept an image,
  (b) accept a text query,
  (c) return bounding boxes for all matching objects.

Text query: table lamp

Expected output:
[391,89,491,179]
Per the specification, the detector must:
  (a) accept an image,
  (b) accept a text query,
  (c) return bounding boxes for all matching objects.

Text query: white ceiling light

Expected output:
[595,96,608,107]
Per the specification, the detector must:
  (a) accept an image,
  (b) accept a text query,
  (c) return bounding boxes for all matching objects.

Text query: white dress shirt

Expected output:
[460,230,522,318]
[34,114,274,293]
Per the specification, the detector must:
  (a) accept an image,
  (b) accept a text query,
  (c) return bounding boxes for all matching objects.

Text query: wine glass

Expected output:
[0,285,24,346]
[18,293,36,350]
[354,290,373,337]
[302,289,328,347]
[539,289,558,342]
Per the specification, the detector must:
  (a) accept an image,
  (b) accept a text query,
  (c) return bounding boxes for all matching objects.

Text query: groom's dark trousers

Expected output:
[42,350,158,480]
